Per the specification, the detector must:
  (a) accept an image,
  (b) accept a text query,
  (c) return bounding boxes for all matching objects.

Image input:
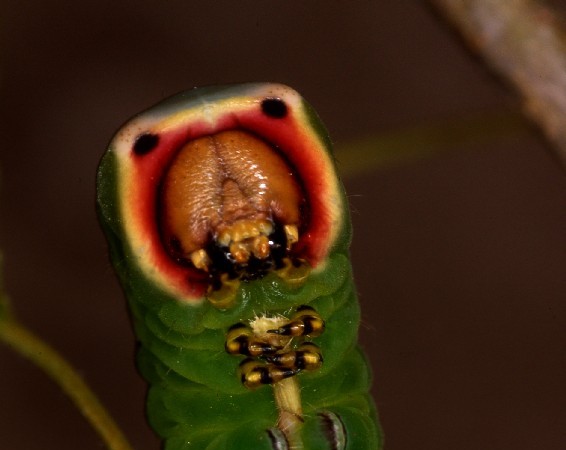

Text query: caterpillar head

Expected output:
[97,83,349,309]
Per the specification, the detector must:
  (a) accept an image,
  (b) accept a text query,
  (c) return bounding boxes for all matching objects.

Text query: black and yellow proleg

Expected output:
[266,342,323,371]
[225,323,281,357]
[239,358,299,389]
[267,306,325,337]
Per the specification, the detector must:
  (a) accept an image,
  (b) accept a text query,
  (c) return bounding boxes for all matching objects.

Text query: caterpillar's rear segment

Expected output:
[97,83,382,449]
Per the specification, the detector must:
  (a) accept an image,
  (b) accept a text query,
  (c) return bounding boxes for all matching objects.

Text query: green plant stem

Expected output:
[335,110,530,178]
[0,317,135,450]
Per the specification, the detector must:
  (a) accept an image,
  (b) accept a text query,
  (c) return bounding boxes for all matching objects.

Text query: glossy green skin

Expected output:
[97,86,382,450]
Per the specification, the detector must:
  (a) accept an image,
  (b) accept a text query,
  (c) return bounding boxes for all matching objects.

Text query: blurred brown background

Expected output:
[1,2,565,449]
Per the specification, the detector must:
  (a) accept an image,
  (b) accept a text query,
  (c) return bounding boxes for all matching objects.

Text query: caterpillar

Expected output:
[97,83,382,450]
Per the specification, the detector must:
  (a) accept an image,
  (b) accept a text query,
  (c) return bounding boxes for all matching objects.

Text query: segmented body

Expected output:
[97,83,382,449]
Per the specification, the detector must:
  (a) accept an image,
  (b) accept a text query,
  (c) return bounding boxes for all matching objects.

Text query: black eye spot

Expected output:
[133,133,159,155]
[261,98,287,118]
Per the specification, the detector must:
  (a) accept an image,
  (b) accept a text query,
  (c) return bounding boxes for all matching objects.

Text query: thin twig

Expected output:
[0,318,135,450]
[430,0,566,167]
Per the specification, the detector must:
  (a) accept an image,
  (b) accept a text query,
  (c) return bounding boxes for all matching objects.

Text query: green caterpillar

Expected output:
[97,83,382,450]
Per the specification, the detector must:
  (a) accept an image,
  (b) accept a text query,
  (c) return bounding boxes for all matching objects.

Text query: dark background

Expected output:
[1,2,565,449]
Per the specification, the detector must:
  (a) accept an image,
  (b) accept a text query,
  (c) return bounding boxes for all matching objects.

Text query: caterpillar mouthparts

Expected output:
[158,129,307,304]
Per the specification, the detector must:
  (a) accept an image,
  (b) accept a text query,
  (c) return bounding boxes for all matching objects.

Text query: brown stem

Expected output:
[430,0,566,167]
